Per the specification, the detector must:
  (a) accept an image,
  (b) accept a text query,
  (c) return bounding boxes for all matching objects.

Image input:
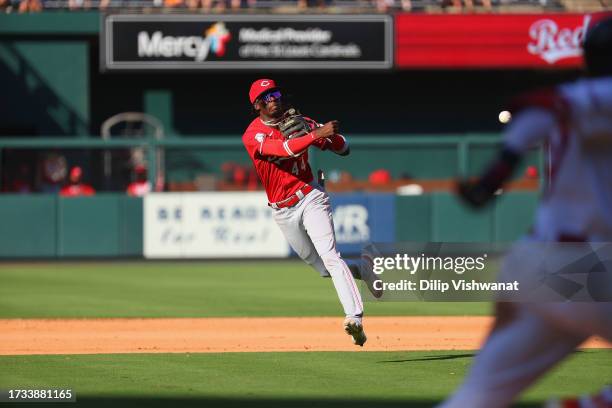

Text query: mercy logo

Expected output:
[206,22,232,57]
[138,22,232,62]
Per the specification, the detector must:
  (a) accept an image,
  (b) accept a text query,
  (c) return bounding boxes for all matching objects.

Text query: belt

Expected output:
[269,184,314,209]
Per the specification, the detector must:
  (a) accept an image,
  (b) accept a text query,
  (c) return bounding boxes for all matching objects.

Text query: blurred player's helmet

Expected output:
[583,16,612,77]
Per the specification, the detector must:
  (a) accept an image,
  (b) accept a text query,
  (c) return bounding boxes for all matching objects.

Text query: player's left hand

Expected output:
[456,179,491,208]
[456,148,522,209]
[278,108,312,139]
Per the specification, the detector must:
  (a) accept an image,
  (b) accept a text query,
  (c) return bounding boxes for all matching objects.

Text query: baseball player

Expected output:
[242,78,379,346]
[438,17,612,408]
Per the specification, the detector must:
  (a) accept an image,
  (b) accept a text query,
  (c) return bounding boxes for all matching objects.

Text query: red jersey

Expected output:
[127,181,152,197]
[59,183,95,197]
[242,116,347,203]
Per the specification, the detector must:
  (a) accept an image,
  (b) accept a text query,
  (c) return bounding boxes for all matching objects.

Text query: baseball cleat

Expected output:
[343,317,367,347]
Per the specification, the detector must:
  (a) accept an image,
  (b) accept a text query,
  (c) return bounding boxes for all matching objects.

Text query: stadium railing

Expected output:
[0,135,544,192]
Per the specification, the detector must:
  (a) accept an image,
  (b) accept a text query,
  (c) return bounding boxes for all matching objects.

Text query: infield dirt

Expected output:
[1,316,609,355]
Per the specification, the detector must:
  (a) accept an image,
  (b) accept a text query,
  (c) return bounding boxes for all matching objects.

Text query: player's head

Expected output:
[69,166,82,184]
[583,16,612,77]
[249,78,284,119]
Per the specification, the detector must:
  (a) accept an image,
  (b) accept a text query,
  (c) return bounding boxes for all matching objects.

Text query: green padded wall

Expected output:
[395,195,431,242]
[494,192,538,242]
[119,197,144,256]
[398,192,538,243]
[0,195,142,258]
[0,192,535,258]
[57,195,121,256]
[467,145,497,177]
[57,195,144,257]
[0,195,56,257]
[431,193,495,242]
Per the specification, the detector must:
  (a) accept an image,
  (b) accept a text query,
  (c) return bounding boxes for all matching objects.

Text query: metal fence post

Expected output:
[457,139,469,178]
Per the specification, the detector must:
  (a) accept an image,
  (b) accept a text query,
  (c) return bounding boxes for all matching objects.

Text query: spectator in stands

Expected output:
[67,0,91,9]
[59,166,95,197]
[4,163,32,193]
[298,0,330,9]
[220,162,260,190]
[164,0,184,8]
[374,0,411,12]
[369,169,392,185]
[18,0,41,12]
[442,0,491,11]
[185,0,249,10]
[38,152,67,194]
[126,165,152,197]
[525,165,538,179]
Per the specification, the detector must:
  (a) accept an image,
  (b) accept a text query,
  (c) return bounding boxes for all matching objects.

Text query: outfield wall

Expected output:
[0,194,142,258]
[0,192,537,259]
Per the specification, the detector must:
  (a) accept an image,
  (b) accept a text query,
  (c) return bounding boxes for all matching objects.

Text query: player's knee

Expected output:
[307,256,330,278]
[295,250,329,278]
[302,251,320,266]
[320,250,343,270]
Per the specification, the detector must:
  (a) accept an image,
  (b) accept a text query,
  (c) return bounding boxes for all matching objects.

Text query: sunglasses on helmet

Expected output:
[260,90,282,104]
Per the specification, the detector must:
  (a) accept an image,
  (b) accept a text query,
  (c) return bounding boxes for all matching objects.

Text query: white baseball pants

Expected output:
[272,185,364,319]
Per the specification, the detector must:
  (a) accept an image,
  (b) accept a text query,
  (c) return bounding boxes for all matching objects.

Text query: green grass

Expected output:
[0,261,609,408]
[1,350,610,407]
[0,261,489,318]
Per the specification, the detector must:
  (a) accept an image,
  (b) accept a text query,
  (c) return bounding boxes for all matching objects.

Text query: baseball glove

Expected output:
[278,108,313,139]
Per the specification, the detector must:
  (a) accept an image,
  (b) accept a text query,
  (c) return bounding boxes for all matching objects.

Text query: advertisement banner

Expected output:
[144,192,290,258]
[330,193,396,256]
[144,192,395,259]
[395,12,612,69]
[101,14,392,71]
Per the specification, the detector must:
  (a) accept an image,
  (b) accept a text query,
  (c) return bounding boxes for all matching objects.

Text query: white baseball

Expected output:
[499,110,512,124]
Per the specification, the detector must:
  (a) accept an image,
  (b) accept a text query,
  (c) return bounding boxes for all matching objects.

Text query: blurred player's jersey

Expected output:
[505,76,612,241]
[243,117,315,203]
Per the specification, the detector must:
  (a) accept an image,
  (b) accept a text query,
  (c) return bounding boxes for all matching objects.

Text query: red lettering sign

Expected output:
[395,12,612,69]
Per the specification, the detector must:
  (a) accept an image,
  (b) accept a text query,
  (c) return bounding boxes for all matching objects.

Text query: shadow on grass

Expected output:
[378,353,476,363]
[38,397,544,408]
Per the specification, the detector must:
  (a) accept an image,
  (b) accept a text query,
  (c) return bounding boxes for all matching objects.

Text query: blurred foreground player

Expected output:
[439,17,612,408]
[242,79,379,346]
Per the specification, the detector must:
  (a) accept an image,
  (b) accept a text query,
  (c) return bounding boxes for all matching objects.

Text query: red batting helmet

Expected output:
[249,79,279,104]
